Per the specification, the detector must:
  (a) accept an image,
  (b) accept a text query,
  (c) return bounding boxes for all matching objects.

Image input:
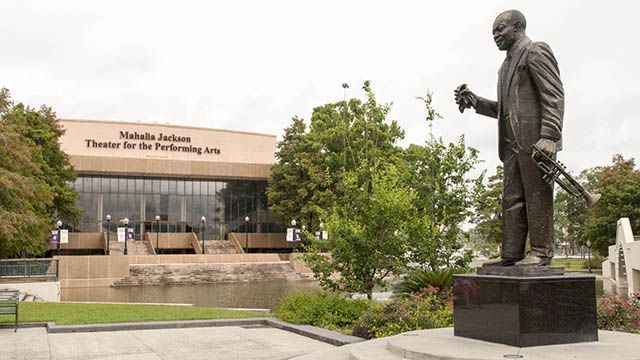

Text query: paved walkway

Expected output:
[0,326,334,360]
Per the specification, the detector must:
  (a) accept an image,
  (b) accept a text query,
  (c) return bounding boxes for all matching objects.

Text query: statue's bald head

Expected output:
[496,10,527,32]
[492,10,527,51]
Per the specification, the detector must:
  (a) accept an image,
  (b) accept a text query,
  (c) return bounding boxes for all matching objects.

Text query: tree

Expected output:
[0,88,80,258]
[293,84,479,298]
[583,155,640,254]
[401,93,481,269]
[267,81,405,231]
[469,165,503,256]
[553,168,596,252]
[304,166,413,299]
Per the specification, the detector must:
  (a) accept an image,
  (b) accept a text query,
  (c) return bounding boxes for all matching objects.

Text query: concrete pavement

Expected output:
[0,325,334,360]
[293,327,640,360]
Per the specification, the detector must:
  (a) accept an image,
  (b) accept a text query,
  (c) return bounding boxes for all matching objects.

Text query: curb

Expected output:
[0,318,363,346]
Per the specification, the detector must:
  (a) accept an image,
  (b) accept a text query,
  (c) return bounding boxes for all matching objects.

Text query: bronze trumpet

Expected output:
[531,145,601,208]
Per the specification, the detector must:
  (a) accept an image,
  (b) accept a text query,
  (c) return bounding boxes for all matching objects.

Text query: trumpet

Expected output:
[531,145,601,208]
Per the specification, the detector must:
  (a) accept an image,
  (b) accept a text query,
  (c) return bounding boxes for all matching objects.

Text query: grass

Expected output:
[0,302,269,325]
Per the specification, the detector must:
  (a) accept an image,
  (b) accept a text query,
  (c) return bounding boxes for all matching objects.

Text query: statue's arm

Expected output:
[475,97,498,119]
[528,42,564,142]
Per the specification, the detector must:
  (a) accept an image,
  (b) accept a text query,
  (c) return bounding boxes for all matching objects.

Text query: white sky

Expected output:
[1,0,638,177]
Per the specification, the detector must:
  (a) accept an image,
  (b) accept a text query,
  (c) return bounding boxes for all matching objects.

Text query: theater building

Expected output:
[57,119,285,254]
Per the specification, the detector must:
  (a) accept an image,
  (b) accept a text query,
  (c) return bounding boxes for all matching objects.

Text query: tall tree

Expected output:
[401,93,481,269]
[583,155,640,254]
[469,165,503,256]
[305,166,413,299]
[0,88,80,257]
[297,85,480,298]
[553,168,596,252]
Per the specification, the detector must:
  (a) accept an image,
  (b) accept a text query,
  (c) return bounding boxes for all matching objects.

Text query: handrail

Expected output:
[0,258,59,281]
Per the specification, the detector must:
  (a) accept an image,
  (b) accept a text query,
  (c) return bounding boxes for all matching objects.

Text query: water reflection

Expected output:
[62,281,321,310]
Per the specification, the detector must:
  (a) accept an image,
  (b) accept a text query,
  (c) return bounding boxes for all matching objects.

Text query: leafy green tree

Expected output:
[401,94,481,269]
[584,155,640,254]
[273,84,480,298]
[0,88,80,258]
[267,81,404,231]
[553,168,596,252]
[469,165,503,256]
[305,166,413,300]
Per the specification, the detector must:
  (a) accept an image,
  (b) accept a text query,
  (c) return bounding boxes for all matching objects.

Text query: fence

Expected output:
[0,258,59,281]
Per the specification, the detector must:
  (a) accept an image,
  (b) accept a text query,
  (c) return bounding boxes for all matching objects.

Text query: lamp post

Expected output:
[586,240,592,273]
[56,220,62,256]
[201,216,206,254]
[155,215,160,254]
[106,214,111,255]
[123,217,129,255]
[291,219,297,253]
[244,216,250,254]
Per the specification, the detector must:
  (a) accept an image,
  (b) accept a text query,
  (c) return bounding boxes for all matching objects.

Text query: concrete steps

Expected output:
[203,240,238,254]
[112,261,308,286]
[107,241,152,255]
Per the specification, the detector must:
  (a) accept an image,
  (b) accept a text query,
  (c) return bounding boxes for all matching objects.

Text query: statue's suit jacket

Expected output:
[475,37,564,161]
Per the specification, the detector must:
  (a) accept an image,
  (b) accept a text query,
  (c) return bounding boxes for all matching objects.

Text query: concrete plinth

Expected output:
[453,273,598,347]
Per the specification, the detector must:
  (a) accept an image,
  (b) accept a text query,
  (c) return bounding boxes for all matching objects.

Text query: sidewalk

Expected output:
[0,325,334,360]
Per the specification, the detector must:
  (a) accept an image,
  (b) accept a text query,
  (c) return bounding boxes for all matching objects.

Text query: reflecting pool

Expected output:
[62,281,321,310]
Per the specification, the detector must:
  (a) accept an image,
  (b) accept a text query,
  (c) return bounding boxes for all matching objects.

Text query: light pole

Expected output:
[586,240,592,273]
[56,220,62,256]
[123,217,129,255]
[106,215,111,255]
[155,215,160,254]
[244,216,250,254]
[291,219,297,253]
[201,216,206,254]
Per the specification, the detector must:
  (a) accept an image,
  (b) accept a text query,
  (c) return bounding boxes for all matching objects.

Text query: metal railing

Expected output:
[0,258,59,281]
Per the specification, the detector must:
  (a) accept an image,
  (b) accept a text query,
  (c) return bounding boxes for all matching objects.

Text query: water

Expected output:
[62,281,321,310]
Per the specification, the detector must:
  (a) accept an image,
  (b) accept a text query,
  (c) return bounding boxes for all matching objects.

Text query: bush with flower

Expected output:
[352,285,453,339]
[597,293,640,334]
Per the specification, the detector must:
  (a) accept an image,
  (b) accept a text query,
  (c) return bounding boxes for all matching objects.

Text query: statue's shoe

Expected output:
[514,255,552,266]
[481,257,521,267]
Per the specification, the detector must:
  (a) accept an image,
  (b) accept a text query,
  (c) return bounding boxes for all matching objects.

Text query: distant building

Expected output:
[58,119,282,248]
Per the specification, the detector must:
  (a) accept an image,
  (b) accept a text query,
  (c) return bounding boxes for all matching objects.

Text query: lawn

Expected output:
[0,302,268,325]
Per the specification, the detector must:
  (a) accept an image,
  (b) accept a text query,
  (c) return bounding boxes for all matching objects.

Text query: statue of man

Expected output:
[455,10,564,266]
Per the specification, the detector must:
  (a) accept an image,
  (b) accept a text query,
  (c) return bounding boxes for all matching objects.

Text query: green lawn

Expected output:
[0,302,268,325]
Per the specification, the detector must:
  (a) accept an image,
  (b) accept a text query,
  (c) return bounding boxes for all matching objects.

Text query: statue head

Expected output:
[492,10,527,51]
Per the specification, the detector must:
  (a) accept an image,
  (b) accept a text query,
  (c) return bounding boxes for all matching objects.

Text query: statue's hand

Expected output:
[454,84,477,113]
[535,138,557,156]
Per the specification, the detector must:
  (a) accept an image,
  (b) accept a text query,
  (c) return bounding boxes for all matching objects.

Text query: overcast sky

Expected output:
[1,0,638,177]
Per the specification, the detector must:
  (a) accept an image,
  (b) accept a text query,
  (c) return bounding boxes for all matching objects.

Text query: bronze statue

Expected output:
[455,10,564,266]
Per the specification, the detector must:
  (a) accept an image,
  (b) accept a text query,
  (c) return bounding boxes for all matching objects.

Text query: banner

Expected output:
[286,228,294,242]
[127,228,135,241]
[117,227,125,242]
[60,229,69,244]
[51,231,58,243]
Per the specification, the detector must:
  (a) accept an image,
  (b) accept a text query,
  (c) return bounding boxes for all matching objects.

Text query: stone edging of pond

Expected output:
[0,318,364,346]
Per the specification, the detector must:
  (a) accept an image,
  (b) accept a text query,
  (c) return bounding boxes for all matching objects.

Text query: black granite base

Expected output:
[453,273,598,347]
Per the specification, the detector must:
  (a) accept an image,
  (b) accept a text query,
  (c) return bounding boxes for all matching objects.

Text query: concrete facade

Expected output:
[602,218,640,297]
[60,119,276,179]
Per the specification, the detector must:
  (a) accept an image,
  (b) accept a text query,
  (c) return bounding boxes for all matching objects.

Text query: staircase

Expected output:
[112,262,307,286]
[203,240,239,254]
[107,241,152,256]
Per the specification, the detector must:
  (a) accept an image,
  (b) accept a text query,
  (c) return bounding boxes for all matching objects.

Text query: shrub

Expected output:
[597,294,640,334]
[582,254,603,269]
[352,286,453,339]
[274,292,368,330]
[392,268,463,296]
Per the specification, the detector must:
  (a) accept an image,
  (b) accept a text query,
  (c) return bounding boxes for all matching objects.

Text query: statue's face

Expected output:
[492,14,517,51]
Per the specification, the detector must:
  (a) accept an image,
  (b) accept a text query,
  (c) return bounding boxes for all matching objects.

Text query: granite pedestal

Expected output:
[453,273,598,347]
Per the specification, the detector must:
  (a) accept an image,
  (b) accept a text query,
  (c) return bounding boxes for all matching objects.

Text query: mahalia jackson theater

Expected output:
[54,119,289,255]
